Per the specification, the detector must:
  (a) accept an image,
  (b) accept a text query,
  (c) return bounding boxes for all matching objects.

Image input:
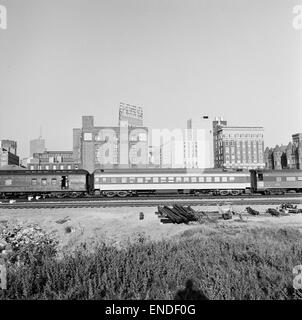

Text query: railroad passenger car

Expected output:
[93,168,251,197]
[0,169,90,198]
[250,169,302,194]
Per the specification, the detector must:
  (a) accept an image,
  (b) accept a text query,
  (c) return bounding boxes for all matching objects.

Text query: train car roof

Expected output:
[254,169,302,174]
[0,169,89,175]
[94,168,250,174]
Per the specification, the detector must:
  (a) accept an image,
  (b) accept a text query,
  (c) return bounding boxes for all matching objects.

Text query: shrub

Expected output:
[0,226,302,300]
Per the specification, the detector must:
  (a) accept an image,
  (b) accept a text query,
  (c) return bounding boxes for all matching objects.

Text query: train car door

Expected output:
[61,176,69,190]
[250,170,257,192]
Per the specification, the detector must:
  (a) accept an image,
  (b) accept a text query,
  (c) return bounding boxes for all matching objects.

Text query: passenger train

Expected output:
[0,167,301,199]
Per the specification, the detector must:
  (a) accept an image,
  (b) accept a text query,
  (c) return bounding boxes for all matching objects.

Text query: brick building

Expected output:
[213,122,265,170]
[264,133,302,169]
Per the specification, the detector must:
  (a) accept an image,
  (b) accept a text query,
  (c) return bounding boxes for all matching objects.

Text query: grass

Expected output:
[1,225,302,300]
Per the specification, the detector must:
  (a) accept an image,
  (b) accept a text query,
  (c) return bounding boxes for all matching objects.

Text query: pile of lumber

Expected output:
[246,207,260,216]
[156,205,198,224]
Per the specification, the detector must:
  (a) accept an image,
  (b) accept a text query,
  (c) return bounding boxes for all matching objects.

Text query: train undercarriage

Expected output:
[94,188,250,198]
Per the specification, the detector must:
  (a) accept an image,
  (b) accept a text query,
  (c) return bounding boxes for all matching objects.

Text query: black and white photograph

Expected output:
[1,0,302,310]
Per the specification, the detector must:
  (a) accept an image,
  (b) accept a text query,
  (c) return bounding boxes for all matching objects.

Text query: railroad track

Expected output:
[1,192,302,203]
[0,196,301,209]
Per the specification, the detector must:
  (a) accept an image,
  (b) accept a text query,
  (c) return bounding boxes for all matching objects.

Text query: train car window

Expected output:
[53,165,57,170]
[298,177,302,181]
[176,177,182,183]
[129,177,136,183]
[276,177,282,182]
[206,177,212,182]
[222,177,227,182]
[183,177,190,183]
[257,173,263,181]
[67,165,72,170]
[198,177,204,183]
[45,165,49,170]
[121,177,128,183]
[145,177,151,183]
[5,179,12,186]
[160,177,167,183]
[286,177,296,182]
[153,177,159,183]
[51,179,57,185]
[60,165,64,170]
[168,177,174,183]
[214,177,220,182]
[137,178,144,183]
[101,178,108,183]
[110,177,118,183]
[41,178,47,186]
[31,179,37,186]
[191,177,197,183]
[229,177,235,182]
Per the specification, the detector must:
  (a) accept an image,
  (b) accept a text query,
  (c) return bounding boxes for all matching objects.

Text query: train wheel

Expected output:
[104,191,117,198]
[219,190,230,196]
[70,192,79,198]
[231,190,240,196]
[117,191,128,197]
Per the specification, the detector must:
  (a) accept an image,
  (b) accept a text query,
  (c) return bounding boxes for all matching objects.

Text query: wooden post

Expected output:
[0,257,7,290]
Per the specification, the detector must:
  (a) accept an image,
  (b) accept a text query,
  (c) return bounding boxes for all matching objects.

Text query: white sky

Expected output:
[0,0,301,158]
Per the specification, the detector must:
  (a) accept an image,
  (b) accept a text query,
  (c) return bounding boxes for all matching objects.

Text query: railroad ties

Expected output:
[156,205,199,224]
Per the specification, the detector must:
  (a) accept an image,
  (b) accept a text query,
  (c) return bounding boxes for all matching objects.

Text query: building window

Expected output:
[286,177,296,182]
[41,178,47,186]
[129,177,136,183]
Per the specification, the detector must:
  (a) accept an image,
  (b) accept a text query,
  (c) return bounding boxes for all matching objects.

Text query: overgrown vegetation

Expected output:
[1,225,302,300]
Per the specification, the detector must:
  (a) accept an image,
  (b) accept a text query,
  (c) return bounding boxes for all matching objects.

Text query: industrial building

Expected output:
[73,115,149,172]
[0,140,17,155]
[0,148,20,168]
[27,151,76,170]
